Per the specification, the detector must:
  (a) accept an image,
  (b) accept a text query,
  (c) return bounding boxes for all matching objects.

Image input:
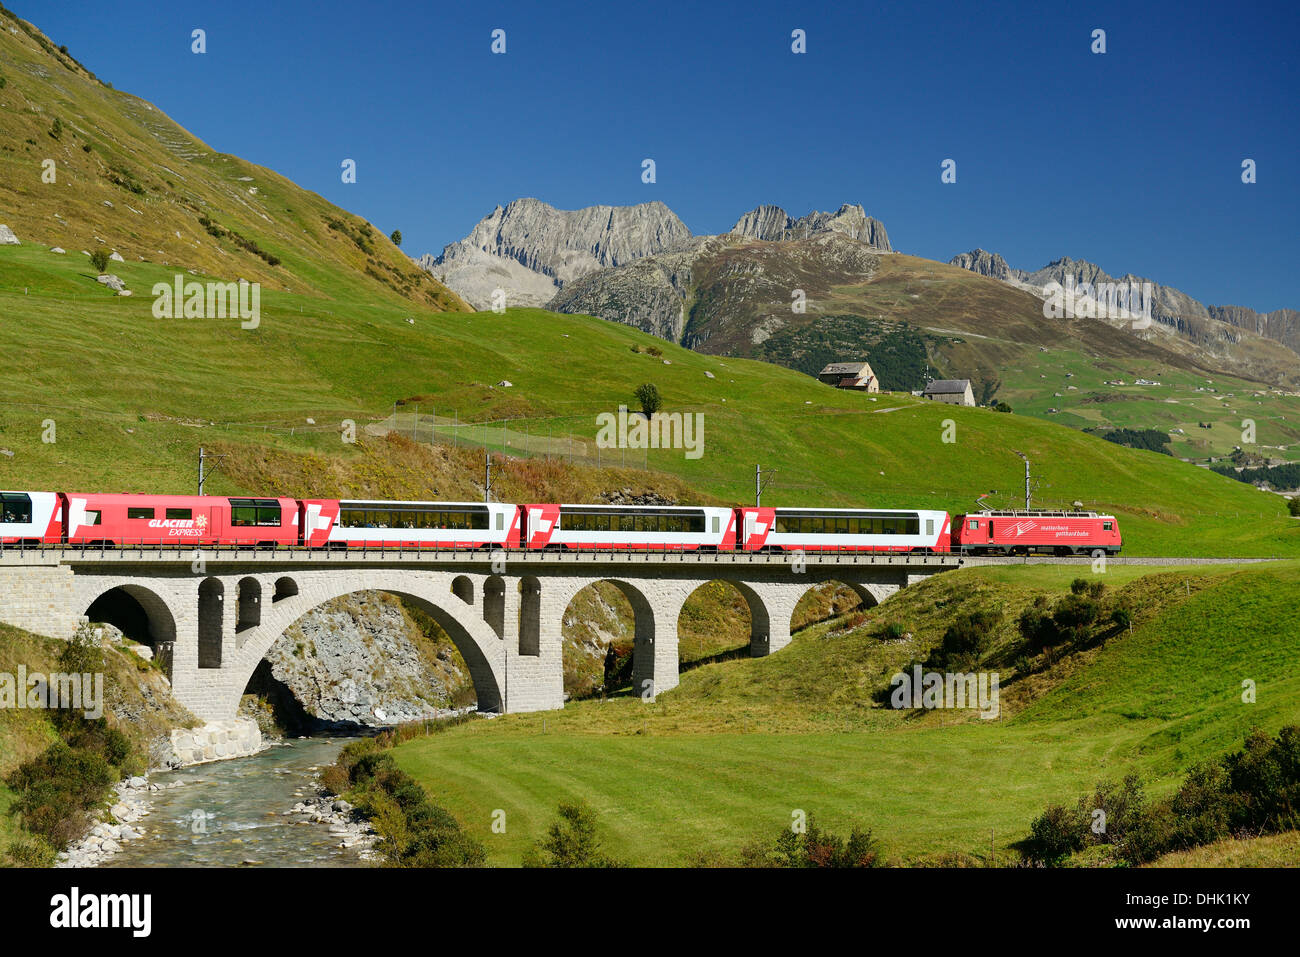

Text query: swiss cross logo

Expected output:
[529,508,552,534]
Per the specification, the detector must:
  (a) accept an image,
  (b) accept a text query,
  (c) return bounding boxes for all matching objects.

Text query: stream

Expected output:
[102,736,371,868]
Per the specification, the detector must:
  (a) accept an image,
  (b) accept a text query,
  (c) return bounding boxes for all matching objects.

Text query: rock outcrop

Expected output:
[730,203,891,251]
[0,224,19,245]
[261,591,470,728]
[948,248,1011,280]
[420,197,693,310]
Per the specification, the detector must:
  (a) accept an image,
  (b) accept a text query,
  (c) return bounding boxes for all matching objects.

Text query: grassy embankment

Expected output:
[387,561,1300,866]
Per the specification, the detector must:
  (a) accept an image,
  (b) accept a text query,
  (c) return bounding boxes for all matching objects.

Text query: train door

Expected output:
[209,505,224,546]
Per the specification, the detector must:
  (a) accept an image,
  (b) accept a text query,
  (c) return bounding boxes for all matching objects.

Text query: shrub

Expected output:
[634,383,662,418]
[49,117,62,139]
[1166,760,1232,850]
[882,622,906,641]
[389,229,402,247]
[1223,725,1300,833]
[1051,593,1101,642]
[1021,804,1087,866]
[1289,497,1300,517]
[90,249,109,274]
[5,742,116,846]
[744,815,883,868]
[6,837,56,867]
[523,800,623,868]
[927,609,1001,671]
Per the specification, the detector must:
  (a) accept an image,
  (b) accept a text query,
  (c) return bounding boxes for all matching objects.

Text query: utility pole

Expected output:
[1012,451,1031,510]
[484,451,493,503]
[198,446,226,495]
[755,464,777,506]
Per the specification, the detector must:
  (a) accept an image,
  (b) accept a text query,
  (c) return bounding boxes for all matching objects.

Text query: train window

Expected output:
[497,512,504,531]
[0,492,32,524]
[712,516,720,534]
[968,520,979,530]
[167,508,192,520]
[1103,522,1113,531]
[230,499,281,527]
[127,507,154,520]
[926,519,934,536]
[85,511,101,526]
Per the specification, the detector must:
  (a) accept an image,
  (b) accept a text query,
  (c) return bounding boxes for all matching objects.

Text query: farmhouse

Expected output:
[817,361,879,392]
[923,379,975,406]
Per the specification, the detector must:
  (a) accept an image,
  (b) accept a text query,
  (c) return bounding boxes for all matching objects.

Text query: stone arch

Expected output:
[272,577,298,603]
[790,578,884,635]
[518,576,541,656]
[212,570,507,723]
[451,575,474,606]
[236,577,262,636]
[198,577,224,669]
[483,575,505,639]
[558,577,664,700]
[677,579,766,665]
[82,581,178,678]
[83,582,177,647]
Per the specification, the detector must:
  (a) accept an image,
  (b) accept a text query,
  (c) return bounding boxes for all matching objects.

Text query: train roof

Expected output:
[967,509,1113,518]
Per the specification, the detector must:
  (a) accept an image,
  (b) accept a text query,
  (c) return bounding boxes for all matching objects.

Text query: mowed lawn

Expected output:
[392,563,1300,866]
[393,722,1114,866]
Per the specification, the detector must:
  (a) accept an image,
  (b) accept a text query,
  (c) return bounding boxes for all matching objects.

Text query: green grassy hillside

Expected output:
[0,3,464,311]
[389,562,1300,865]
[0,236,1295,555]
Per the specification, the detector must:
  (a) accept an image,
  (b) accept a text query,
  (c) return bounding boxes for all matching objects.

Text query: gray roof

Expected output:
[924,379,972,394]
[819,361,871,376]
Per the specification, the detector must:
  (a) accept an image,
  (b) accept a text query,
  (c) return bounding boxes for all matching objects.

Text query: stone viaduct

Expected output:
[0,547,959,722]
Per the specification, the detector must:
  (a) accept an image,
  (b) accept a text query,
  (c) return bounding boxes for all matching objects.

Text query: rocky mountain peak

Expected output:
[729,202,891,251]
[948,248,1011,280]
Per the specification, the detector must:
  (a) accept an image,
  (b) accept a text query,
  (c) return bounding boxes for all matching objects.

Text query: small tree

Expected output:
[634,383,662,418]
[90,249,109,274]
[390,229,402,247]
[49,117,62,139]
[523,800,622,867]
[1289,497,1300,517]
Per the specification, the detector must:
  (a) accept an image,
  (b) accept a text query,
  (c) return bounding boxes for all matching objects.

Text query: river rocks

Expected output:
[289,794,378,856]
[0,224,19,245]
[166,718,263,767]
[56,779,153,868]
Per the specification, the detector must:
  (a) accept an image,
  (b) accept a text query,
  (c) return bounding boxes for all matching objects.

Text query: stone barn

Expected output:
[923,379,975,406]
[817,361,880,393]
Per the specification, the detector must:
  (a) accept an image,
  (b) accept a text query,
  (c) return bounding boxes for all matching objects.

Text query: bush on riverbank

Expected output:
[325,733,485,867]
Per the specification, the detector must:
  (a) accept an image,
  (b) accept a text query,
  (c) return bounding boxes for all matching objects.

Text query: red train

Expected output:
[0,490,1121,555]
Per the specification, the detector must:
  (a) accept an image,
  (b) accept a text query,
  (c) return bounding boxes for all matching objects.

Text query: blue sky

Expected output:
[10,0,1299,310]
